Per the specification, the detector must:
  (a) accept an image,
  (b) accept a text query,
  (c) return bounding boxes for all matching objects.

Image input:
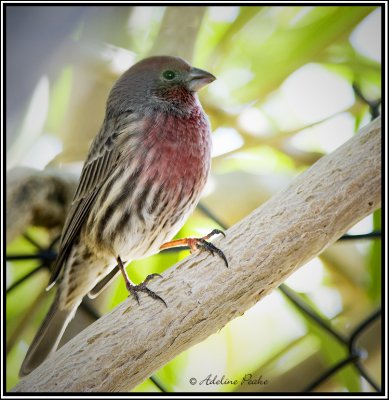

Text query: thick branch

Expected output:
[13,117,381,392]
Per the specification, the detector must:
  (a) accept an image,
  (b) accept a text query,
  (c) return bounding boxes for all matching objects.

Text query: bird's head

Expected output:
[107,56,216,116]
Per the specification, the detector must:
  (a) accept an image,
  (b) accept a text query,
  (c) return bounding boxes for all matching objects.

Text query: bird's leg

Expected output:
[116,256,167,307]
[159,229,228,267]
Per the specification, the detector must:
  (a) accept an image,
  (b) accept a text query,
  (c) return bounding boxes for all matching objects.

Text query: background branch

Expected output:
[148,6,206,60]
[13,117,381,392]
[6,167,77,245]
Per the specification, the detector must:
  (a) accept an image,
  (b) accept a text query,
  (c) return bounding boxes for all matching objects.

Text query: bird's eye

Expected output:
[162,70,176,80]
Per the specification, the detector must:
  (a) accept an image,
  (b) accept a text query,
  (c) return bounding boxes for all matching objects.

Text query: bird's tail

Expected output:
[19,291,77,377]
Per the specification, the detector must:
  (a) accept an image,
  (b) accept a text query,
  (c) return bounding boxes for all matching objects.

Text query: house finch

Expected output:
[20,55,227,376]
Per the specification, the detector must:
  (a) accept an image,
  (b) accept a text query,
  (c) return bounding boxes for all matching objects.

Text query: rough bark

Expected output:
[12,117,381,392]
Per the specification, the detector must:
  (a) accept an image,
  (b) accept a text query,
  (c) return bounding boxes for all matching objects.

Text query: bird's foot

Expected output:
[125,274,166,307]
[116,257,166,306]
[160,229,228,267]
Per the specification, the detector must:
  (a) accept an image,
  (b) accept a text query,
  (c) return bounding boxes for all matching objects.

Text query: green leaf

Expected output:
[208,6,377,105]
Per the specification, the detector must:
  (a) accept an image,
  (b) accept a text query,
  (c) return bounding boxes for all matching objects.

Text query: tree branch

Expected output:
[148,6,206,61]
[6,167,77,245]
[12,117,381,392]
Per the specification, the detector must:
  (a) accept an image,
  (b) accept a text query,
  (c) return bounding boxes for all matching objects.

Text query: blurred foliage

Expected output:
[367,209,381,303]
[6,5,381,392]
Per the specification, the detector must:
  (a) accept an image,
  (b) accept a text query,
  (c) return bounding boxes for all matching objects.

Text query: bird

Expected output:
[19,55,227,377]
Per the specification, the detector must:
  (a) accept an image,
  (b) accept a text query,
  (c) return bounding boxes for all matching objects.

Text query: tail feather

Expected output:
[19,293,77,377]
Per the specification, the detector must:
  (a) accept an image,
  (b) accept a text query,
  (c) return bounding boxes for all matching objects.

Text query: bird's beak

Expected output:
[187,67,216,92]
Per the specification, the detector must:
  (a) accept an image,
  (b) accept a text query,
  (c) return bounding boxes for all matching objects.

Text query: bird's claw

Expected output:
[126,273,166,307]
[193,238,229,268]
[159,229,228,267]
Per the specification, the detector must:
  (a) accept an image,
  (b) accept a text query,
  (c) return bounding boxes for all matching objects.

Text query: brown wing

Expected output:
[48,118,123,287]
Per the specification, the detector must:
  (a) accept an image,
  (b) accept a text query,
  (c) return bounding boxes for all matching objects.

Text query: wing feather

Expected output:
[48,114,133,287]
